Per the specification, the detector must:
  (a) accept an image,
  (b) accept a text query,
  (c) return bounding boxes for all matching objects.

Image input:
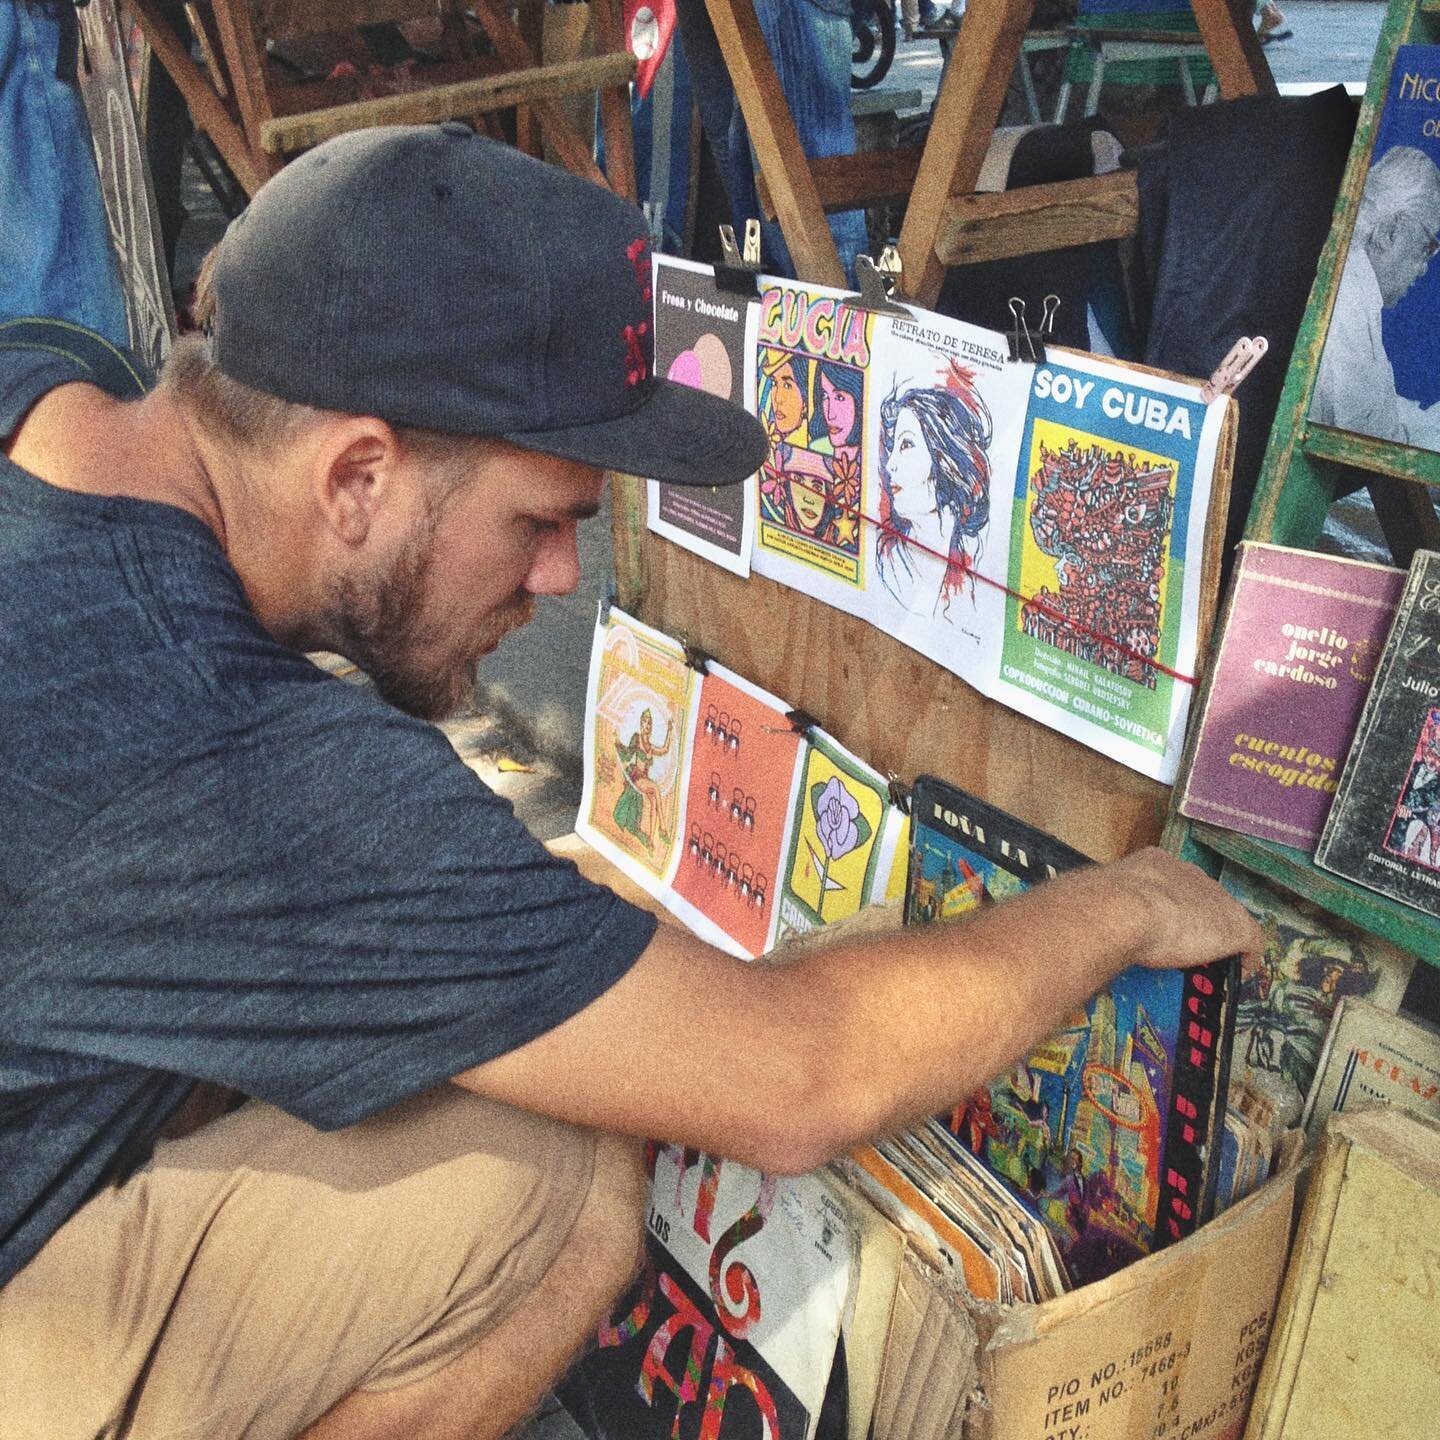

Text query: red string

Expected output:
[765,468,1197,687]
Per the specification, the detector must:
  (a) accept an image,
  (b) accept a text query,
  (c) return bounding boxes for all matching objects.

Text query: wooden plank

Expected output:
[133,0,273,194]
[703,0,845,288]
[610,472,649,615]
[637,541,1170,864]
[1189,0,1277,98]
[266,56,504,115]
[756,147,925,220]
[259,51,635,153]
[934,170,1139,266]
[591,0,638,202]
[209,0,283,181]
[895,0,1035,308]
[1302,424,1440,489]
[1184,823,1440,964]
[468,0,610,187]
[515,0,545,157]
[252,0,447,41]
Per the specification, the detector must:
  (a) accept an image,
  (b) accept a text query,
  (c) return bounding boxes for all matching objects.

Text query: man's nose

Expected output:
[526,522,581,597]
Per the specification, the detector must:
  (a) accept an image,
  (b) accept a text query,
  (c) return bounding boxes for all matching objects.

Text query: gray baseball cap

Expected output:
[207,124,767,487]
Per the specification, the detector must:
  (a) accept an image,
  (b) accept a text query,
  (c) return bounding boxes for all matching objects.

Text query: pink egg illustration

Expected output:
[667,350,703,389]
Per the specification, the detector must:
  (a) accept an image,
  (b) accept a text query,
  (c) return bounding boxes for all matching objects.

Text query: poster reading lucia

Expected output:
[754,282,874,589]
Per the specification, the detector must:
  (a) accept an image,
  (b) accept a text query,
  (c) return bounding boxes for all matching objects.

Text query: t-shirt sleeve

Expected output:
[2,689,657,1129]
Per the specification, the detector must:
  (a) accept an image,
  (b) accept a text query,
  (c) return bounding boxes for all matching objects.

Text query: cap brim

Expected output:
[500,378,769,487]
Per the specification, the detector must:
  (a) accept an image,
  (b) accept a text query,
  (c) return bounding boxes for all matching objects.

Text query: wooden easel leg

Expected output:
[702,0,844,288]
[592,0,638,202]
[1190,0,1277,98]
[895,0,1034,308]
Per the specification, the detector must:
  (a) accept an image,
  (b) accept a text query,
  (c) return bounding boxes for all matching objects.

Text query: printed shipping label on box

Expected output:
[957,1160,1302,1440]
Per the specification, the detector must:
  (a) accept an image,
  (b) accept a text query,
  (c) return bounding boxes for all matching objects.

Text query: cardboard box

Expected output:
[552,832,1306,1440]
[876,1159,1304,1440]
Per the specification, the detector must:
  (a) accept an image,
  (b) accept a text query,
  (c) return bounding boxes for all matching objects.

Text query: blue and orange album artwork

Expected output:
[905,777,1232,1287]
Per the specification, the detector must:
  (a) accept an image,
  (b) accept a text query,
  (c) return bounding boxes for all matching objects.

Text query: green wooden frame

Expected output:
[1162,0,1440,967]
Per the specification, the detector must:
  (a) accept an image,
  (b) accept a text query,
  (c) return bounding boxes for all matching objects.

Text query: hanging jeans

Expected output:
[1,1,128,342]
[676,0,868,284]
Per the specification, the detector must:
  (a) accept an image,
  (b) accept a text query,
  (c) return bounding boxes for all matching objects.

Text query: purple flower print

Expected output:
[815,775,861,861]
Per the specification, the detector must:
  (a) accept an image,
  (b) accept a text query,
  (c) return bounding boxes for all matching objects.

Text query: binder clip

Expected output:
[598,589,616,625]
[642,199,666,254]
[1201,336,1269,404]
[682,641,716,676]
[1008,297,1044,364]
[886,774,912,815]
[784,707,820,738]
[844,247,911,318]
[1039,293,1060,347]
[715,218,762,296]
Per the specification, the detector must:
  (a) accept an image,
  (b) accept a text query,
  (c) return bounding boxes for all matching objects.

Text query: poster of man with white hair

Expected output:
[1311,45,1440,452]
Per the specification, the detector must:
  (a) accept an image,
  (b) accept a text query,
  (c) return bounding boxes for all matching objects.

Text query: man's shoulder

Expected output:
[0,318,150,435]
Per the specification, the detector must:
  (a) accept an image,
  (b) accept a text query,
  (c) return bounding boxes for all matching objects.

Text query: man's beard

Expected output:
[329,525,534,721]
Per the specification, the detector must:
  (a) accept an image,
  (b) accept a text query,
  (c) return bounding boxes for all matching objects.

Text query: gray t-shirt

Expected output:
[0,337,655,1286]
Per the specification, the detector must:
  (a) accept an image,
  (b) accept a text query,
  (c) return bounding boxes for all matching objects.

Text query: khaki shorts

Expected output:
[0,1085,598,1440]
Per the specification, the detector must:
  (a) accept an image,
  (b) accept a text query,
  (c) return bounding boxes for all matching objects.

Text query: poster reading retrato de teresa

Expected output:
[995,352,1224,783]
[646,256,758,574]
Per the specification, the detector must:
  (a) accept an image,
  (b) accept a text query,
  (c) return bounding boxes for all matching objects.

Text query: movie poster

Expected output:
[864,310,1029,684]
[750,279,877,614]
[996,352,1224,783]
[577,607,698,894]
[776,732,891,941]
[647,256,758,574]
[665,665,805,959]
[571,1148,854,1440]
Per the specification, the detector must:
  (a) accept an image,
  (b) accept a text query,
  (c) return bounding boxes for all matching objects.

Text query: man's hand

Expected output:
[1103,847,1264,972]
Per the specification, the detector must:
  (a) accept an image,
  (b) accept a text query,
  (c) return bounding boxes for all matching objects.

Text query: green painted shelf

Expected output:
[1302,424,1440,489]
[1166,0,1440,970]
[1180,824,1440,965]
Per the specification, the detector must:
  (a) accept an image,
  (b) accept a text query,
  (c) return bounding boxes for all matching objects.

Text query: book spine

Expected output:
[1314,558,1426,865]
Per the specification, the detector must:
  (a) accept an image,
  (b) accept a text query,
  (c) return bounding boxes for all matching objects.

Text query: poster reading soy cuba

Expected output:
[996,352,1225,783]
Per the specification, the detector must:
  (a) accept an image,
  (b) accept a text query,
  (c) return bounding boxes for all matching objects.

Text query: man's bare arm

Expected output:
[453,849,1262,1174]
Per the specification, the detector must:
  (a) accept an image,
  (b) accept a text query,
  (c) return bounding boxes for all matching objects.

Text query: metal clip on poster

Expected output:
[598,588,617,625]
[1039,293,1060,346]
[886,774,913,814]
[784,707,821,738]
[682,642,716,675]
[1200,336,1269,404]
[844,247,911,318]
[715,218,762,296]
[1007,296,1043,364]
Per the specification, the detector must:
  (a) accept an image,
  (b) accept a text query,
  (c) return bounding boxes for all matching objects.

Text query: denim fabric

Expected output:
[0,1,128,341]
[676,0,867,284]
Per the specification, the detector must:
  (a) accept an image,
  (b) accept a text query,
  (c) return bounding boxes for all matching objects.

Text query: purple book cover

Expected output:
[1178,543,1402,849]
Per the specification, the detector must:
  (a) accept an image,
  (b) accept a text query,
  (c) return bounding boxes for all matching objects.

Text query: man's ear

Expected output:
[310,417,404,547]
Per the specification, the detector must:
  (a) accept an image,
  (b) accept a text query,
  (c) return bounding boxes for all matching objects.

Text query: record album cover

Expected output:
[905,778,1236,1286]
